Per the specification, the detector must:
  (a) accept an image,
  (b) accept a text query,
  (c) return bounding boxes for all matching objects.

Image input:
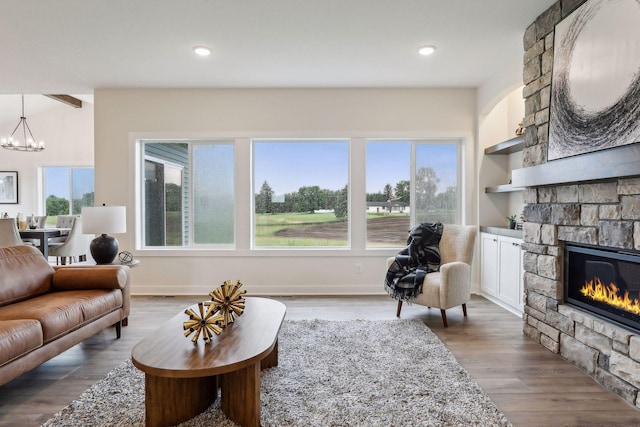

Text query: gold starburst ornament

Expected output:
[209,279,247,327]
[183,301,224,343]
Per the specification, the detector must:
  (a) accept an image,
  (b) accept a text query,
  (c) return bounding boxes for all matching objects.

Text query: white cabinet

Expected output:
[480,233,499,297]
[480,232,524,315]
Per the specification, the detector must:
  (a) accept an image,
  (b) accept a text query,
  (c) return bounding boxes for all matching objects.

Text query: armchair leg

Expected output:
[114,320,122,339]
[440,309,448,327]
[396,300,403,317]
[462,303,468,317]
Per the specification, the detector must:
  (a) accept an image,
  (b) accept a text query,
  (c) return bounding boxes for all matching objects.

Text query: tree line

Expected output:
[255,182,348,218]
[46,192,95,216]
[255,167,456,218]
[366,167,457,212]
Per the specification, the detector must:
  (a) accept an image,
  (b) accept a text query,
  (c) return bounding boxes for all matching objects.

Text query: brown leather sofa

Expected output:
[0,245,130,386]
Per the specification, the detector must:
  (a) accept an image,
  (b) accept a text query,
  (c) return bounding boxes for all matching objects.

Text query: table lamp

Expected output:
[81,205,126,264]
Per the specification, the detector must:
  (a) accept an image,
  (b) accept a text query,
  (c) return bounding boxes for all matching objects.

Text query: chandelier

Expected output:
[1,95,45,152]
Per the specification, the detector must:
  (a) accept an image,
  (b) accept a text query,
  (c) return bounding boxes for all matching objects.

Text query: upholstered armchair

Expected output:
[387,224,477,327]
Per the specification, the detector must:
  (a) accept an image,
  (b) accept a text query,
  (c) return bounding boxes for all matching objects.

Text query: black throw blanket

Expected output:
[384,222,443,301]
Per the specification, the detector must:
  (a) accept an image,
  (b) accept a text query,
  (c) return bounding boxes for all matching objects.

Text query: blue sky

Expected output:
[254,141,349,194]
[253,140,457,195]
[45,167,94,199]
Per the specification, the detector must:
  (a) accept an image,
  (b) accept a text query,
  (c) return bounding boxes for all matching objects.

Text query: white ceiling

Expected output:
[0,0,556,122]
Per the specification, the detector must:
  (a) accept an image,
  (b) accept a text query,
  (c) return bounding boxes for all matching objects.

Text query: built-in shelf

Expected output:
[484,135,524,155]
[483,135,525,192]
[485,184,524,193]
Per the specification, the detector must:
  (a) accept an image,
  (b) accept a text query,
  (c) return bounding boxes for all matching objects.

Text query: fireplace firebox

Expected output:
[565,243,640,332]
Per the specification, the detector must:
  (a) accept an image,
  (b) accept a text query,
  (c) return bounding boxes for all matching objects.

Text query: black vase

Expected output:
[90,234,119,264]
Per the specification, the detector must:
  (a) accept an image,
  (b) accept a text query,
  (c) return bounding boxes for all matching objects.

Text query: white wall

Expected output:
[0,102,94,217]
[94,88,477,296]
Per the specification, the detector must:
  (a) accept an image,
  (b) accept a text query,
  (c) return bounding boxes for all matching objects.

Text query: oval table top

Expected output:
[131,297,286,379]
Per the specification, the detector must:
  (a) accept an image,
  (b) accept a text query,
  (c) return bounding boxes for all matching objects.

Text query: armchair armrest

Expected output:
[385,256,396,270]
[438,261,471,309]
[52,266,129,291]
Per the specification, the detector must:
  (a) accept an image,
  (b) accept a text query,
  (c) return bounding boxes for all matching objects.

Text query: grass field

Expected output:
[255,212,413,247]
[255,212,348,246]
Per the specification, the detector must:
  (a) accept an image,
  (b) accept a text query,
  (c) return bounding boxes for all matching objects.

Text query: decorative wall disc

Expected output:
[209,279,247,327]
[183,301,224,343]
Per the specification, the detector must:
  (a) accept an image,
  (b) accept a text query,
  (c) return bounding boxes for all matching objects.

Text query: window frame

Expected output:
[133,136,465,254]
[137,139,236,250]
[251,138,351,250]
[365,138,463,249]
[41,165,95,221]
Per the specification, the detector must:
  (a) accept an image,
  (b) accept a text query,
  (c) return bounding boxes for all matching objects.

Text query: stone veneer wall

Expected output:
[521,0,640,407]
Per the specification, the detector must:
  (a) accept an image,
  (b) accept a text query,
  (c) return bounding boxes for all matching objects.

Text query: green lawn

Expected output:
[255,212,347,246]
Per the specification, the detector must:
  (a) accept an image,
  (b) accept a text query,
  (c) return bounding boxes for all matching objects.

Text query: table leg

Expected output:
[261,340,278,369]
[41,238,49,258]
[144,374,217,427]
[221,362,261,427]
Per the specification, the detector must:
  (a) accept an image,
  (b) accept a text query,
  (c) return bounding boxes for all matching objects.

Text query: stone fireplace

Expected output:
[514,0,640,407]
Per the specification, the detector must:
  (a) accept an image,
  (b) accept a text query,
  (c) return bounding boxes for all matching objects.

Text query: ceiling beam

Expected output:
[45,94,83,108]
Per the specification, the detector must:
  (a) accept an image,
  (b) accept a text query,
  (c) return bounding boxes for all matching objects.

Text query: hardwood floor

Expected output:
[1,294,640,426]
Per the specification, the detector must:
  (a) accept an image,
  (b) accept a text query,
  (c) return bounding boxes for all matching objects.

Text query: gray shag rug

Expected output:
[42,319,511,427]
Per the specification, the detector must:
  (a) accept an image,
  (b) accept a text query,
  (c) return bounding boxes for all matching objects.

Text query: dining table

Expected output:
[19,228,70,258]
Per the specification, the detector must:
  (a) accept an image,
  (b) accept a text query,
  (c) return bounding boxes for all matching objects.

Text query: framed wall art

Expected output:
[548,0,640,161]
[0,171,18,204]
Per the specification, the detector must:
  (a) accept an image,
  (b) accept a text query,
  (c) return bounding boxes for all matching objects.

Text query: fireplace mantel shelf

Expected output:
[511,144,640,188]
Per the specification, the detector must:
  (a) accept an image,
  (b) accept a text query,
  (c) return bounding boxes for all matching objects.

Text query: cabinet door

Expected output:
[480,233,499,297]
[497,236,522,309]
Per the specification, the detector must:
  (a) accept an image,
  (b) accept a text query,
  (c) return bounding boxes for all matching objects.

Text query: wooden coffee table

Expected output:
[131,297,286,427]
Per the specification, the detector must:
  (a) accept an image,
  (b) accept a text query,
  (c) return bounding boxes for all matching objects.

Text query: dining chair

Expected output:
[21,215,49,246]
[48,215,78,245]
[0,218,32,247]
[48,216,93,265]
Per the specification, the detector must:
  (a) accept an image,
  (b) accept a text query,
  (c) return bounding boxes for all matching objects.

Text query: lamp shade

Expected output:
[81,206,126,235]
[81,206,126,264]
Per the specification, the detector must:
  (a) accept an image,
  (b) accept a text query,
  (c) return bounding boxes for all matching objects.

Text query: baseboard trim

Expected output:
[132,283,388,296]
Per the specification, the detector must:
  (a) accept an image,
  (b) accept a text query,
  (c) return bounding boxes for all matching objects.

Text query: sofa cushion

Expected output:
[0,246,54,306]
[0,320,43,367]
[0,290,123,344]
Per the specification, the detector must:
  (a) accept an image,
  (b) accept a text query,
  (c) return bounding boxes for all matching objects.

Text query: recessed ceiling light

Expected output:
[193,46,211,57]
[418,45,437,56]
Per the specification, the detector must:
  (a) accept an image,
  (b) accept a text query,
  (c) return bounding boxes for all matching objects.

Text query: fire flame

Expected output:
[580,277,640,315]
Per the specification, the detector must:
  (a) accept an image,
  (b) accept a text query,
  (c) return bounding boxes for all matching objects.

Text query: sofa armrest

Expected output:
[52,266,129,291]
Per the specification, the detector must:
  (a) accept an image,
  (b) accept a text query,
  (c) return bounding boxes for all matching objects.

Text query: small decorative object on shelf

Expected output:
[506,214,517,230]
[183,302,225,343]
[118,251,134,264]
[28,214,37,229]
[209,279,247,327]
[515,122,525,136]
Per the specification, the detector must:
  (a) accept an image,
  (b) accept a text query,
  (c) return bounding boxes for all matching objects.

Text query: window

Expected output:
[252,139,349,247]
[43,166,94,224]
[365,140,460,247]
[141,141,234,248]
[414,143,459,224]
[365,141,410,247]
